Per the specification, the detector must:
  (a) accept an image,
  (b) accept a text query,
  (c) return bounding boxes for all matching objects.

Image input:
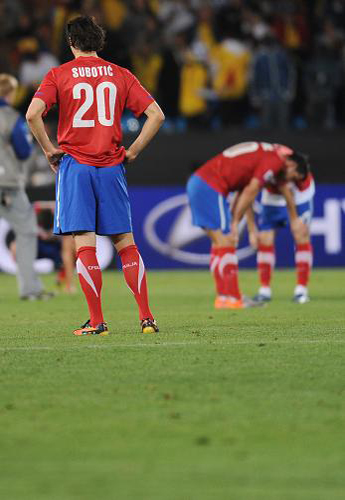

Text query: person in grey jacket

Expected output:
[0,73,52,299]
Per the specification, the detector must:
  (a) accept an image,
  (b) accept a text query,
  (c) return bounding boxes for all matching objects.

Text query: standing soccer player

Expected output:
[26,16,165,335]
[186,142,309,309]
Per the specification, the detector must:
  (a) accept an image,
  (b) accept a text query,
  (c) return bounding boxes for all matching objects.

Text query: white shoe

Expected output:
[293,285,310,304]
[293,293,310,304]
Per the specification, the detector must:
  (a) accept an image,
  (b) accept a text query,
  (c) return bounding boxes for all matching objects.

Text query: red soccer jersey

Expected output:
[195,142,288,195]
[262,172,315,206]
[265,172,314,194]
[33,56,154,166]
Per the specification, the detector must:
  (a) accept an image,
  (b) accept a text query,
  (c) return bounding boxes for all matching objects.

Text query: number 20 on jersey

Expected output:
[72,82,117,128]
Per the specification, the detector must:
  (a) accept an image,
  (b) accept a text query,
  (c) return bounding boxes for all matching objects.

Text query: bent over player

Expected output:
[26,16,164,335]
[187,141,309,309]
[251,162,314,304]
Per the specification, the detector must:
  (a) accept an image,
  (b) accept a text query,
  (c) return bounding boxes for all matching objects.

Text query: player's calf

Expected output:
[119,244,159,332]
[212,246,242,305]
[254,243,275,302]
[294,242,312,303]
[76,245,105,327]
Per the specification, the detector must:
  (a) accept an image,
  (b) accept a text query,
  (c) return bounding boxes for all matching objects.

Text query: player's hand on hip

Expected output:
[46,148,65,173]
[124,149,137,164]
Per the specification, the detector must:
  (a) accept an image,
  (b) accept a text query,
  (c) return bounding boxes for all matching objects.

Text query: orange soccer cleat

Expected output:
[214,296,230,309]
[73,320,109,336]
[214,296,265,310]
[224,298,245,309]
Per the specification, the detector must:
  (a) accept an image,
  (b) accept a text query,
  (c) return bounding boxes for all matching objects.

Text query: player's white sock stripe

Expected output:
[218,253,237,277]
[76,258,99,297]
[56,168,62,228]
[138,254,145,294]
[210,256,219,273]
[295,251,313,266]
[218,195,226,231]
[257,252,276,265]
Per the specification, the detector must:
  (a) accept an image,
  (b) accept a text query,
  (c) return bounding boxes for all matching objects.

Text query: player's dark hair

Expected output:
[66,16,106,52]
[287,151,310,180]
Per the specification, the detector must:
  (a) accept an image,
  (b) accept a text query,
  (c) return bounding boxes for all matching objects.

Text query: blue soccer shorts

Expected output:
[54,154,132,235]
[258,200,313,231]
[186,174,231,232]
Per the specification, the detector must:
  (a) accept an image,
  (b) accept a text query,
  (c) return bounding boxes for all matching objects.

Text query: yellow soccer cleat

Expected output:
[141,318,159,334]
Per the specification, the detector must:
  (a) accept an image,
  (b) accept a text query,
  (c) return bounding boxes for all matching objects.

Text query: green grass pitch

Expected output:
[0,269,345,500]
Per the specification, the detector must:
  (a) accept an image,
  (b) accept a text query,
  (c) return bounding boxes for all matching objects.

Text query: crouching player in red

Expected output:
[26,16,164,335]
[250,148,314,304]
[186,142,309,309]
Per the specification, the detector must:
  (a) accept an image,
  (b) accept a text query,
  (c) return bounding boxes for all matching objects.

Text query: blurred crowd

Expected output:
[1,0,345,135]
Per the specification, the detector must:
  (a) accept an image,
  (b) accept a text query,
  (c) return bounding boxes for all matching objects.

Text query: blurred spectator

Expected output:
[179,48,209,129]
[250,36,296,129]
[0,0,24,40]
[18,37,59,87]
[97,0,130,68]
[53,0,96,63]
[194,4,216,52]
[214,1,243,42]
[157,34,183,122]
[34,205,76,293]
[304,42,343,128]
[210,28,251,126]
[272,2,310,53]
[242,5,271,42]
[157,0,195,41]
[0,73,52,300]
[317,17,344,52]
[124,0,160,46]
[15,37,59,113]
[316,0,345,30]
[132,40,162,96]
[9,203,77,293]
[1,0,345,132]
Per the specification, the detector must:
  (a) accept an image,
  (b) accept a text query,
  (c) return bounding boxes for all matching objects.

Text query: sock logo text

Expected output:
[123,262,138,269]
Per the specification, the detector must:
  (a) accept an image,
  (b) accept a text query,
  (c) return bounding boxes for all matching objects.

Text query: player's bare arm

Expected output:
[125,102,165,164]
[230,191,239,215]
[230,178,261,245]
[279,183,298,220]
[26,98,64,172]
[246,205,259,249]
[279,183,307,240]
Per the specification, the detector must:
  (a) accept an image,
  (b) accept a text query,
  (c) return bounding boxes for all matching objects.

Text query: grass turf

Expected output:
[0,269,344,500]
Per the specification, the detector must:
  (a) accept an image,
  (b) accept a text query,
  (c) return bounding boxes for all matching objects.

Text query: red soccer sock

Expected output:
[76,246,104,327]
[118,244,153,321]
[210,247,226,296]
[257,244,275,287]
[295,242,313,287]
[217,246,241,300]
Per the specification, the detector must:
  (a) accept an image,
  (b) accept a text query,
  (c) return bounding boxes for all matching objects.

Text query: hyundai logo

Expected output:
[143,193,256,265]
